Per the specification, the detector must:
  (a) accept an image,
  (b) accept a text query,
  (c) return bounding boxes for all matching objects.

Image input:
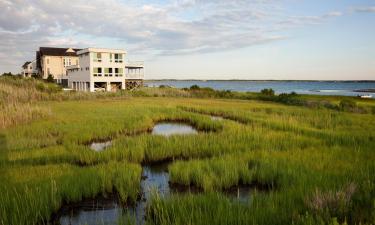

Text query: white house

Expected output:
[67,48,144,92]
[21,60,37,77]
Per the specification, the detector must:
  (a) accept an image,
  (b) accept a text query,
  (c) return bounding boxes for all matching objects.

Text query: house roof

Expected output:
[22,61,31,69]
[39,47,82,57]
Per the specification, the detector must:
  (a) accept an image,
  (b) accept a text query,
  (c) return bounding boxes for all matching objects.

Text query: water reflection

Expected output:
[152,123,198,136]
[54,163,255,225]
[90,141,112,152]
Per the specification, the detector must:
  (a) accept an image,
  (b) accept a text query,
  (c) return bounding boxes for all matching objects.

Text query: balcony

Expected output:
[126,61,144,68]
[125,73,144,80]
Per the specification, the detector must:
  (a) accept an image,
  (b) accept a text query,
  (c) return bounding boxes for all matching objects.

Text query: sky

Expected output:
[0,0,374,80]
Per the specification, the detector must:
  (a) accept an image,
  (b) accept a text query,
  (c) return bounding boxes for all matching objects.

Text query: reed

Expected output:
[0,162,141,225]
[0,79,374,224]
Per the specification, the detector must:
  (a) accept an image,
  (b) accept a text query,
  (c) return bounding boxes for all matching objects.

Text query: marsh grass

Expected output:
[0,79,374,225]
[0,162,141,225]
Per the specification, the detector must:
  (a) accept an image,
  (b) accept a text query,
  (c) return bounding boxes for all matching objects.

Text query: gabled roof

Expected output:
[22,61,31,69]
[39,47,82,57]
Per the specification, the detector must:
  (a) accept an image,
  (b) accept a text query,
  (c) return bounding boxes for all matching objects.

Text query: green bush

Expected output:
[35,82,62,94]
[260,88,275,96]
[190,85,200,90]
[46,74,55,83]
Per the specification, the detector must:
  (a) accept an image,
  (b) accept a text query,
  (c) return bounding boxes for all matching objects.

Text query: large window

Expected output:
[114,54,123,63]
[104,68,112,76]
[93,53,102,62]
[63,58,71,67]
[115,68,123,77]
[93,67,102,76]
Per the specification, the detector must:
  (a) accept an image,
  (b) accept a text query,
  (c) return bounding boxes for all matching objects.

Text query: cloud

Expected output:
[0,0,343,73]
[354,6,375,13]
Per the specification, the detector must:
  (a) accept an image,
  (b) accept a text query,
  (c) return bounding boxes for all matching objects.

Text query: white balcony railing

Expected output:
[126,61,144,68]
[125,73,144,79]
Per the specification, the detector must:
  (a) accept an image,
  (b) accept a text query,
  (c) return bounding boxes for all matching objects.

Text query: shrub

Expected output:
[260,88,275,96]
[35,82,62,94]
[31,74,42,79]
[159,85,172,89]
[190,85,200,90]
[46,74,55,83]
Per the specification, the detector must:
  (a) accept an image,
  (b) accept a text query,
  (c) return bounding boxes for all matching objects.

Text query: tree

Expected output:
[46,74,54,83]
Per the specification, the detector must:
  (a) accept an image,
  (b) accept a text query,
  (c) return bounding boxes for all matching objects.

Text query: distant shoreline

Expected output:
[145,79,375,82]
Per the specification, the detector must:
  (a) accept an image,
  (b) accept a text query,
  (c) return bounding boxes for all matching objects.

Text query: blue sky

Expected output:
[0,0,374,80]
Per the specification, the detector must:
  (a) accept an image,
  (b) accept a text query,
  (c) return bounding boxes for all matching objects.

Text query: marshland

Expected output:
[0,76,374,225]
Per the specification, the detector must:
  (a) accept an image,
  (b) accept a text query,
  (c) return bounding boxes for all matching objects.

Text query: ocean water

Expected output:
[145,80,375,96]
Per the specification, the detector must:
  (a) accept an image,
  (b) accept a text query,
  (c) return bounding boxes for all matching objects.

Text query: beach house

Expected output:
[21,60,37,77]
[36,47,81,86]
[66,48,144,92]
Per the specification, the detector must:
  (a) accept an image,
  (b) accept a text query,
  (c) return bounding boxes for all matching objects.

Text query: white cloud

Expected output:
[0,0,343,73]
[354,6,375,13]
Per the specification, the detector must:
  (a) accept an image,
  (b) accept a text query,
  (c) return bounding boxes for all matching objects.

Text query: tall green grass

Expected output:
[0,162,141,225]
[0,84,374,225]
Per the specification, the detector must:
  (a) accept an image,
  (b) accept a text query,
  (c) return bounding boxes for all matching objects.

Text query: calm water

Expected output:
[145,80,375,96]
[59,123,253,224]
[56,163,170,225]
[90,141,112,152]
[152,123,198,136]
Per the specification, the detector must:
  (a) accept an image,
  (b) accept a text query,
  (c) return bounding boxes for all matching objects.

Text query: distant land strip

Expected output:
[144,79,375,82]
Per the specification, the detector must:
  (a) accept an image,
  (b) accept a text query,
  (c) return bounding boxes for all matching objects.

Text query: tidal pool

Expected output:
[53,162,255,225]
[54,195,122,225]
[151,123,198,136]
[90,141,112,152]
[53,163,171,225]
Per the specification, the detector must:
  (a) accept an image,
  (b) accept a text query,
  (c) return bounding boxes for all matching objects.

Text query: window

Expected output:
[76,59,78,65]
[47,58,49,64]
[114,54,123,63]
[63,58,71,67]
[93,52,102,62]
[115,68,123,76]
[86,67,89,71]
[47,68,50,74]
[93,67,102,76]
[110,54,113,62]
[104,68,112,76]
